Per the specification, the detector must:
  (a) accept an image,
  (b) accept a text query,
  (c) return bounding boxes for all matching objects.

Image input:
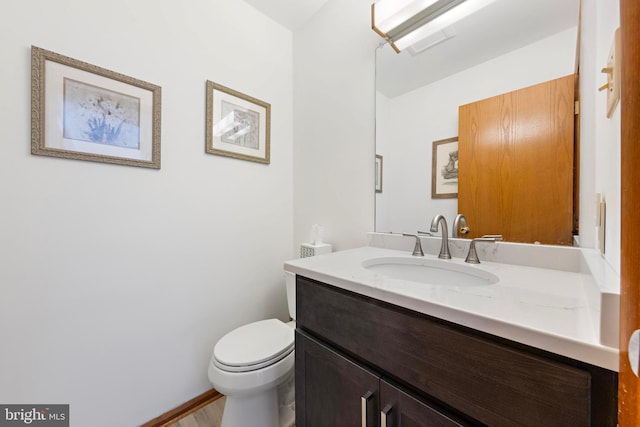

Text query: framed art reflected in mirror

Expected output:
[431,137,458,199]
[375,154,383,193]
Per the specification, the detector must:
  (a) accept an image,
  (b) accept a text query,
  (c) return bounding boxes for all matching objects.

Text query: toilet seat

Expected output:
[213,319,294,373]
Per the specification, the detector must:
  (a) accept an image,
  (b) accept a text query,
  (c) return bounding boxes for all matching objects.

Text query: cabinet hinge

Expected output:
[574,100,580,115]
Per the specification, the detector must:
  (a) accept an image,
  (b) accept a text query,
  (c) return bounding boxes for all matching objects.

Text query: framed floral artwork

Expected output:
[31,46,161,168]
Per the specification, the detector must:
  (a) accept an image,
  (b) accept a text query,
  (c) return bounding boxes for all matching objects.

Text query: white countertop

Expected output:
[285,243,619,371]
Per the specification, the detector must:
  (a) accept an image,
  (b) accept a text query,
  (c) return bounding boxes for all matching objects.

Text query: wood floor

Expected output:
[168,397,225,427]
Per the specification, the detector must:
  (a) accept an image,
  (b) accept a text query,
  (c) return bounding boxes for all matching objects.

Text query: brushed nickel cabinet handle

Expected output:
[381,404,393,427]
[361,391,373,427]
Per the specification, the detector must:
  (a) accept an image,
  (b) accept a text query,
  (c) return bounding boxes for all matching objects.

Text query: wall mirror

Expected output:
[374,0,580,245]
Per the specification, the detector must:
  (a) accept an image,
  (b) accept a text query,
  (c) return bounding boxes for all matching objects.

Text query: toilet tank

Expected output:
[285,271,296,320]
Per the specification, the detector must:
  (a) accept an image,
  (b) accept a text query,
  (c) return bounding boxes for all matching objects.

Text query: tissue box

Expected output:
[300,243,332,258]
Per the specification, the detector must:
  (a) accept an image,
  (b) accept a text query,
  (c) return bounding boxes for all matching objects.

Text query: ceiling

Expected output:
[243,0,330,30]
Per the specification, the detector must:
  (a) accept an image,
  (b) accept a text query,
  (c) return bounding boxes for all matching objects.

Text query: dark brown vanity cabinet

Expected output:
[295,276,618,427]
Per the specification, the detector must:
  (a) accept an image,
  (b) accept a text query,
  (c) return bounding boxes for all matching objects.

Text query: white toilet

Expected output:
[208,272,296,427]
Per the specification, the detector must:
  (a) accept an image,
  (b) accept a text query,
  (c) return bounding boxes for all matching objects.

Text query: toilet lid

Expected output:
[213,319,294,372]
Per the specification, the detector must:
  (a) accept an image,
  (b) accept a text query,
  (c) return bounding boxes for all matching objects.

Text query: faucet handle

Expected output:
[465,236,502,264]
[402,233,424,257]
[417,230,433,236]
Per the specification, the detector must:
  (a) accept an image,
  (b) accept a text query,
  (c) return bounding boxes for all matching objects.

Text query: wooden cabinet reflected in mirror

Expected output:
[458,74,576,245]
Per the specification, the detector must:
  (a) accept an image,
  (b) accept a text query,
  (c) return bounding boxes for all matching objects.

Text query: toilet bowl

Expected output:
[207,272,296,427]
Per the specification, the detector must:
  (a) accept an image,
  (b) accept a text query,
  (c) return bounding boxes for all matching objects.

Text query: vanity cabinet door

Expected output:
[296,330,380,427]
[379,379,466,427]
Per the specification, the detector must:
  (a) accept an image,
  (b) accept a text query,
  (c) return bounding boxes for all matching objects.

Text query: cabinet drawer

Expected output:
[297,276,591,427]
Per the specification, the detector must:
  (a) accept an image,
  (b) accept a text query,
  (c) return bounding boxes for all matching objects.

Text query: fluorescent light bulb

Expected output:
[393,0,496,51]
[373,0,439,35]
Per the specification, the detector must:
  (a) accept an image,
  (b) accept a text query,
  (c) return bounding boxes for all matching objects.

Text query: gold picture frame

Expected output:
[205,81,271,164]
[31,46,161,169]
[431,137,458,199]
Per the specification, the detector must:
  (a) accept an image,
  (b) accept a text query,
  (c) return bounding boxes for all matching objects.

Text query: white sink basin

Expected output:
[362,256,499,287]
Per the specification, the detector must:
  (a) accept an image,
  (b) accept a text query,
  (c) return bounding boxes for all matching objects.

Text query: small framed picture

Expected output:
[31,46,161,168]
[205,81,270,164]
[431,137,458,199]
[375,154,383,193]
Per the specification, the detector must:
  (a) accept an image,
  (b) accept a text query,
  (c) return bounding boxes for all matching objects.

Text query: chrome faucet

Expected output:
[453,214,470,238]
[465,235,503,264]
[429,214,451,259]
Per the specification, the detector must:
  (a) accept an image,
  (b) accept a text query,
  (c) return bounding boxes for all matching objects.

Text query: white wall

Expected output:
[292,0,380,252]
[0,1,293,426]
[580,0,621,273]
[376,28,578,234]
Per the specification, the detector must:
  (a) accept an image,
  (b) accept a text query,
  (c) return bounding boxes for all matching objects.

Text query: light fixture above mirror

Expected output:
[371,0,497,53]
